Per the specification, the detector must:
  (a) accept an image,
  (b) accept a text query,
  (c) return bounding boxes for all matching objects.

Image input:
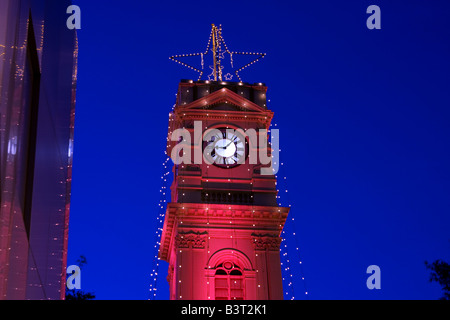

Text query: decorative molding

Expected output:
[207,248,253,270]
[180,88,265,113]
[251,234,281,251]
[175,231,208,249]
[172,203,289,220]
[159,203,289,261]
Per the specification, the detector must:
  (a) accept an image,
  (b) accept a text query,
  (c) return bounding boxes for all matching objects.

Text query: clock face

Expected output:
[203,129,246,167]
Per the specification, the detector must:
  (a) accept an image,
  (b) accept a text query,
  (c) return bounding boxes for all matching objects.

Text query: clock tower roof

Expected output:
[179,86,266,113]
[175,79,269,110]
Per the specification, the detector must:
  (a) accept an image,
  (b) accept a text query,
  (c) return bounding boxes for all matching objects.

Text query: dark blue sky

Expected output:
[68,0,450,299]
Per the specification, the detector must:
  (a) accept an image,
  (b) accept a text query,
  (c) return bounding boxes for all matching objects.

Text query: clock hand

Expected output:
[215,141,232,150]
[224,140,234,148]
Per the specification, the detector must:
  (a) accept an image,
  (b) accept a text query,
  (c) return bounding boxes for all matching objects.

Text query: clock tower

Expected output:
[159,25,289,300]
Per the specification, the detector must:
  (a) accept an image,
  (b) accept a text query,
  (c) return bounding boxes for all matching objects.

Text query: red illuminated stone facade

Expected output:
[159,80,288,300]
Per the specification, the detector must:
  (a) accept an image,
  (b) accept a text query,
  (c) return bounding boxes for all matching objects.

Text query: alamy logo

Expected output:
[66,265,81,290]
[66,5,81,30]
[366,5,381,30]
[170,121,279,175]
[366,265,381,289]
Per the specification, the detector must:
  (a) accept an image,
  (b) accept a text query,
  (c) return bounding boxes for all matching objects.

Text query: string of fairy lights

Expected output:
[148,156,171,300]
[269,118,309,299]
[169,24,266,82]
[154,25,308,298]
[148,106,309,300]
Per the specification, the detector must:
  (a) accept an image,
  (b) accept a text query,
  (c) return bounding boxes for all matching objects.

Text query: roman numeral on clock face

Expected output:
[213,155,224,164]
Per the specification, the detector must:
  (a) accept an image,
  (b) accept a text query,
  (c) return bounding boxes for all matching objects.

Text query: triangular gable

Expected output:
[180,88,265,113]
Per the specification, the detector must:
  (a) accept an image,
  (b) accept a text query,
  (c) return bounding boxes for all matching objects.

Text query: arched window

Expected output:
[214,261,244,300]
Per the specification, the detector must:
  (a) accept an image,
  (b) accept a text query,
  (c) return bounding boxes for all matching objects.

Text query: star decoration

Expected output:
[224,73,233,81]
[169,24,266,82]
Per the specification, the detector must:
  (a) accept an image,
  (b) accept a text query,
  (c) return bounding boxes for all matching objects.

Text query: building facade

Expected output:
[0,0,77,299]
[159,80,288,300]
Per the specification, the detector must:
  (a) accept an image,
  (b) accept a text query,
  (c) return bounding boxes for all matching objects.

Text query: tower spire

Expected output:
[211,24,222,81]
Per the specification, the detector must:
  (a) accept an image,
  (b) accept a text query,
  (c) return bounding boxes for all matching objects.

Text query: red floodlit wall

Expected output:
[159,80,289,300]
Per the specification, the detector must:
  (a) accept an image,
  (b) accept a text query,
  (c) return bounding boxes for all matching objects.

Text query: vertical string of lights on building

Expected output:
[148,155,171,300]
[150,95,309,300]
[269,110,309,299]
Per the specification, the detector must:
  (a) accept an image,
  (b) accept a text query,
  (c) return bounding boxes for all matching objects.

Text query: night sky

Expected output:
[67,0,450,299]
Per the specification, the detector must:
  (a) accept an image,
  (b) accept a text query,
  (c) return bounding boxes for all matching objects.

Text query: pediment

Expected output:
[180,88,266,113]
